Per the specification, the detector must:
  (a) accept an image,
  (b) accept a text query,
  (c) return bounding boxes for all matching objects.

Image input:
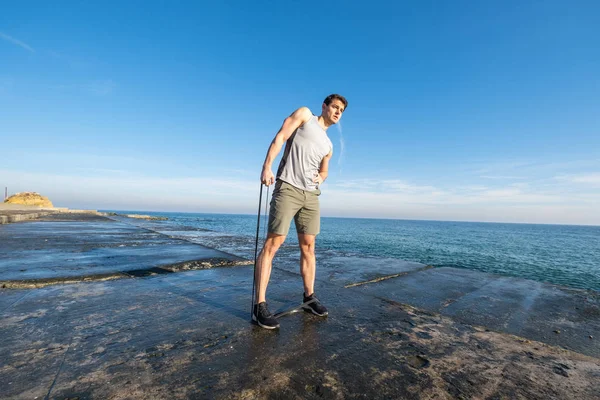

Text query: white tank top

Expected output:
[276,115,333,191]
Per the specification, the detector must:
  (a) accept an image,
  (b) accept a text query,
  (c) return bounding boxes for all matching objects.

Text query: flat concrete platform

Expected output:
[0,214,246,286]
[355,266,600,358]
[1,215,599,399]
[0,203,78,224]
[2,268,599,399]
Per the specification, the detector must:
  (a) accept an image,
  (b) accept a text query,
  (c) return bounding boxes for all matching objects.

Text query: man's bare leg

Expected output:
[298,233,328,316]
[298,233,316,296]
[255,233,286,303]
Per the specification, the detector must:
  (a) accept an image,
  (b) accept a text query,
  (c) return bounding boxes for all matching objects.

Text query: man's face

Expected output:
[322,99,345,124]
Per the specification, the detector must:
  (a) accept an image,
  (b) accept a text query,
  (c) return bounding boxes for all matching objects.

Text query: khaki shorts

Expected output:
[268,180,321,236]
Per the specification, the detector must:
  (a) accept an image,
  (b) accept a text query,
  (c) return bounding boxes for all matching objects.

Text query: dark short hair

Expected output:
[323,94,348,110]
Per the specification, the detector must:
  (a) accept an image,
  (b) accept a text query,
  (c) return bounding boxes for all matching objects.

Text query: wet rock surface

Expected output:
[1,269,599,399]
[355,267,600,358]
[0,214,244,284]
[1,215,599,399]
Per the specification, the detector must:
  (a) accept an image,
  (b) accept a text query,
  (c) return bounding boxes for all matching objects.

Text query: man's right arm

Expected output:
[261,107,312,186]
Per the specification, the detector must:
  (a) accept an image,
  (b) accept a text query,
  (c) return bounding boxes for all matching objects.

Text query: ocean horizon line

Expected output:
[99,209,600,228]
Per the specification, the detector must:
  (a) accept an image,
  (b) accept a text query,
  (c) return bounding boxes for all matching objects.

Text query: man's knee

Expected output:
[298,234,316,256]
[300,245,315,257]
[262,234,286,256]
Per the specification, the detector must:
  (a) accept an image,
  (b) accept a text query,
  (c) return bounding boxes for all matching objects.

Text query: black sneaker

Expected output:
[303,293,328,317]
[253,302,280,329]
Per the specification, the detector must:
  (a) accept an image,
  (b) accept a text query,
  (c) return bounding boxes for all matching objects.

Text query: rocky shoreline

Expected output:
[0,204,169,224]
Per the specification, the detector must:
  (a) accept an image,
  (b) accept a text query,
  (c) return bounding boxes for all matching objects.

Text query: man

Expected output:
[253,93,348,329]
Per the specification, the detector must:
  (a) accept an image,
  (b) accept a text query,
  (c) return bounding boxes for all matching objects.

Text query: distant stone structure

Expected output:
[4,192,54,208]
[122,214,168,221]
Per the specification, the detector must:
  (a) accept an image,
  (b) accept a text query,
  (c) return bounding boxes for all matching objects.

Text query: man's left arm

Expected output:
[314,150,333,186]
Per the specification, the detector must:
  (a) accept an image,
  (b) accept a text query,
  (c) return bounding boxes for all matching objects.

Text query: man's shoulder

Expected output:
[294,107,313,122]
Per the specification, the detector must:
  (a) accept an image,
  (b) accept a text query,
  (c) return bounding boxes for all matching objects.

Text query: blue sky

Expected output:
[1,1,599,225]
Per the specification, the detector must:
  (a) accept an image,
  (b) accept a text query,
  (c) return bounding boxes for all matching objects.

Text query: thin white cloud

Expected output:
[2,165,599,224]
[472,160,535,175]
[473,159,600,177]
[554,173,600,186]
[74,167,131,175]
[569,174,600,184]
[456,184,489,191]
[480,175,527,180]
[327,182,563,208]
[321,187,599,225]
[334,179,441,194]
[384,180,438,193]
[0,32,34,52]
[224,168,255,177]
[479,188,523,197]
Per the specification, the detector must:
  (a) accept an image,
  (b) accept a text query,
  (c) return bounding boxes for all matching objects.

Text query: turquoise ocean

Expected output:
[109,211,600,292]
